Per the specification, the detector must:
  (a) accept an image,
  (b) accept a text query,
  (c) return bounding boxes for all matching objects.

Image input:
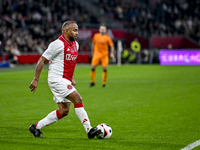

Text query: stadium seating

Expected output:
[0,0,199,64]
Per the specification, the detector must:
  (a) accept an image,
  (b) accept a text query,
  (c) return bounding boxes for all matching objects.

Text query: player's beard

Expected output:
[69,36,76,41]
[100,32,106,35]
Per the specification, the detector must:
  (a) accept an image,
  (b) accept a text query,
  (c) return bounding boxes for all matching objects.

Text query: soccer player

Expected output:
[89,25,115,87]
[29,21,100,139]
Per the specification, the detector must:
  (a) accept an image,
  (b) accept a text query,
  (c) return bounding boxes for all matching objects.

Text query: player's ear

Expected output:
[62,28,66,33]
[62,26,68,33]
[65,28,70,33]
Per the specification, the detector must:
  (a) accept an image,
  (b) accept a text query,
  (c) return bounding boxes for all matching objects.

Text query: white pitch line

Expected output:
[181,139,200,150]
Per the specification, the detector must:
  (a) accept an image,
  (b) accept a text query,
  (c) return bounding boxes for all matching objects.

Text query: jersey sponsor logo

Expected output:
[65,54,77,60]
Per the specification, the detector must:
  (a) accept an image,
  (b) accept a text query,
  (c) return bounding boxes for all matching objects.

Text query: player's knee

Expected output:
[103,69,107,72]
[75,95,82,104]
[91,65,96,70]
[72,94,82,104]
[68,91,83,104]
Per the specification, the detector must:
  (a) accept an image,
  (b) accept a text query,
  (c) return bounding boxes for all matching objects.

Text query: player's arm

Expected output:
[91,35,96,56]
[29,39,62,93]
[29,56,48,93]
[110,45,115,60]
[108,36,115,60]
[91,43,95,56]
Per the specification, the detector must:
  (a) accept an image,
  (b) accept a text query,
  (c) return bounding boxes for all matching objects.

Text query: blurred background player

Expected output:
[29,21,100,139]
[89,25,115,87]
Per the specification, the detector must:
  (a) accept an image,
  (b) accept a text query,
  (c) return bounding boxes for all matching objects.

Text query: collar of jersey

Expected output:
[61,35,72,45]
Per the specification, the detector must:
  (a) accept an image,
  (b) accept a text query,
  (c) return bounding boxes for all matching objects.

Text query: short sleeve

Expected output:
[42,39,64,61]
[107,35,114,47]
[92,34,97,44]
[75,41,79,51]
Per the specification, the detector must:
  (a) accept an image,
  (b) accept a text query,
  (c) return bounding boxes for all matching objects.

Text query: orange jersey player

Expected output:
[90,25,115,87]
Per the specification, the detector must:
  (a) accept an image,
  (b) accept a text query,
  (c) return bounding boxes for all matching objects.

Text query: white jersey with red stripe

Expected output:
[42,35,79,81]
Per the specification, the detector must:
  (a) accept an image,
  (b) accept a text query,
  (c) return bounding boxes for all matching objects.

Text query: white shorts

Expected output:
[48,77,76,103]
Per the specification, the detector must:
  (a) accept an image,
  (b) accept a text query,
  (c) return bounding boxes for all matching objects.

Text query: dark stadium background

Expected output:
[0,0,199,66]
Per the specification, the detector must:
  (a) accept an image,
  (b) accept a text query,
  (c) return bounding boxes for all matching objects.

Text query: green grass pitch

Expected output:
[0,64,200,150]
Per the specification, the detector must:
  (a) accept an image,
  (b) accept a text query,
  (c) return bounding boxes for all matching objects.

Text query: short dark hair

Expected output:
[62,21,77,29]
[100,25,106,28]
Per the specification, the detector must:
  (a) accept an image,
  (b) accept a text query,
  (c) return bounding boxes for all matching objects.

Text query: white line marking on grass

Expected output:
[181,139,200,150]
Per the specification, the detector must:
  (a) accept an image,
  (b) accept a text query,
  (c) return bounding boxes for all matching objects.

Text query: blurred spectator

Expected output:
[167,43,173,49]
[0,0,99,55]
[0,41,5,62]
[92,0,200,42]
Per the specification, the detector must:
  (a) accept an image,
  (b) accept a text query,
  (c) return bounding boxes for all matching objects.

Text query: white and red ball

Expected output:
[96,123,112,139]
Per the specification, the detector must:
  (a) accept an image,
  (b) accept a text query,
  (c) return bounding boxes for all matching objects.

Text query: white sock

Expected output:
[36,110,62,130]
[74,103,92,133]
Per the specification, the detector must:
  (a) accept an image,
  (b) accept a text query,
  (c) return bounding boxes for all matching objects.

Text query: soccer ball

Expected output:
[96,123,112,139]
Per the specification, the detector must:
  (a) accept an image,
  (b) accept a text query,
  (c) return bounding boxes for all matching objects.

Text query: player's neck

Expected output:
[100,33,106,35]
[62,35,71,42]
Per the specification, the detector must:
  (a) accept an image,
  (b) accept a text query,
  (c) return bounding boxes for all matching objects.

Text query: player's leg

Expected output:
[90,55,100,87]
[29,102,71,137]
[101,55,109,87]
[35,102,70,129]
[67,91,101,139]
[90,65,96,87]
[57,102,71,117]
[102,67,107,87]
[29,78,72,138]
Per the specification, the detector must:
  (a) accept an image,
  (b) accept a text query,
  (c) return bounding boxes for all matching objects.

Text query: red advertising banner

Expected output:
[78,29,125,39]
[152,36,199,49]
[0,54,90,64]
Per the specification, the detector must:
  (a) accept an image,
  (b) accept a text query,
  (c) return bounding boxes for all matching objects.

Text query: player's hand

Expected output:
[71,78,76,86]
[110,53,116,62]
[29,78,38,93]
